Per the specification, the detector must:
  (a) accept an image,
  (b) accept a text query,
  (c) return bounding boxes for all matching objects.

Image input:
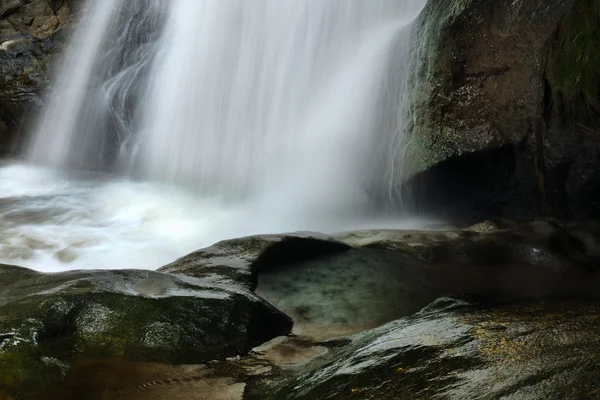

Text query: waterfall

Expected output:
[26,0,168,171]
[26,0,425,204]
[6,0,430,272]
[136,0,425,205]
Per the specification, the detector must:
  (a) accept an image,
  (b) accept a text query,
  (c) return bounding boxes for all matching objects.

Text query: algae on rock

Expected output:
[400,0,600,220]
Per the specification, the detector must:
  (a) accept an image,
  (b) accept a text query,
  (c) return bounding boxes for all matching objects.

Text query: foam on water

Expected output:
[0,163,434,272]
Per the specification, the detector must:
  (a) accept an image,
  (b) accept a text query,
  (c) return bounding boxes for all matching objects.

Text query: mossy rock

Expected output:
[400,0,600,220]
[546,0,600,127]
[0,266,292,398]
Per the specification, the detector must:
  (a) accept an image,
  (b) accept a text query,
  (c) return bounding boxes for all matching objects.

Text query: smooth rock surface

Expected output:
[0,265,292,398]
[4,221,600,398]
[256,220,600,340]
[27,297,600,400]
[250,296,600,400]
[158,233,351,291]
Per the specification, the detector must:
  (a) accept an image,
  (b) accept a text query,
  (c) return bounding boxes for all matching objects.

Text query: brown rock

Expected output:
[402,0,600,220]
[0,0,79,154]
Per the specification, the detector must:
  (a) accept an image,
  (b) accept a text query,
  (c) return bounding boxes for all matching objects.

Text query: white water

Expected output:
[3,0,428,272]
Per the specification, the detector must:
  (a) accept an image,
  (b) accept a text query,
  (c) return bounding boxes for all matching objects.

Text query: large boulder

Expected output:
[0,0,80,153]
[0,265,292,399]
[159,222,600,344]
[402,0,600,220]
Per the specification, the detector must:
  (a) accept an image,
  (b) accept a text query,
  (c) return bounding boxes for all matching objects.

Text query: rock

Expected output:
[158,233,351,291]
[0,0,80,154]
[250,296,600,399]
[336,219,595,271]
[5,222,600,398]
[0,265,292,399]
[255,221,600,341]
[401,0,600,220]
[29,297,600,400]
[159,222,600,345]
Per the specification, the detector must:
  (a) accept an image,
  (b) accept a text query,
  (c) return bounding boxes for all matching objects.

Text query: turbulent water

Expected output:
[2,0,428,272]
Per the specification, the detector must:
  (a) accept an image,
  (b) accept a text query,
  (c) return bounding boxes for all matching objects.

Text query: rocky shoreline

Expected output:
[2,220,600,399]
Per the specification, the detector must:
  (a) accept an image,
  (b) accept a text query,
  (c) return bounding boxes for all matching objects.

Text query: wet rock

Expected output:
[401,0,600,219]
[27,298,600,400]
[162,222,600,344]
[0,265,292,398]
[256,221,600,341]
[0,0,80,153]
[337,219,596,271]
[160,222,600,344]
[251,297,600,400]
[159,233,351,291]
[5,221,600,399]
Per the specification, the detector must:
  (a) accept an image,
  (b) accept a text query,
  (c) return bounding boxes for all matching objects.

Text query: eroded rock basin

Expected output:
[2,220,600,399]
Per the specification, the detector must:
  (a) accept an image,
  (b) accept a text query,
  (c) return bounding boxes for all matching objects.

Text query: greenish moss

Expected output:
[547,0,600,122]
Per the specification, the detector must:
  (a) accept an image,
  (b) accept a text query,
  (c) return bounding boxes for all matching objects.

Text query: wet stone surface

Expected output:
[3,220,600,399]
[248,297,600,400]
[33,297,600,400]
[0,266,291,398]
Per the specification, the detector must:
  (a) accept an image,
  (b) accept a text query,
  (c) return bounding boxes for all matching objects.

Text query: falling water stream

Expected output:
[1,0,428,272]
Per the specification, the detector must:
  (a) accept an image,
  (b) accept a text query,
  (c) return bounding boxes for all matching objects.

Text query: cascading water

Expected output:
[27,0,168,170]
[1,0,428,272]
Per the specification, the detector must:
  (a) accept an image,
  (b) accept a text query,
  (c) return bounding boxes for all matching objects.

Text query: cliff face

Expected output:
[403,0,600,220]
[0,0,79,154]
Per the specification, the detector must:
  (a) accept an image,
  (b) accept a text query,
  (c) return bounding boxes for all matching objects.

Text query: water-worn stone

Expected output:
[338,219,598,271]
[402,0,600,220]
[254,221,600,341]
[250,296,600,400]
[158,222,600,344]
[158,233,351,291]
[4,221,600,399]
[0,265,292,398]
[26,297,600,400]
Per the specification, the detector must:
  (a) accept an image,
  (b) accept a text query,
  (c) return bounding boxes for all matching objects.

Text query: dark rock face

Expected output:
[0,0,79,153]
[0,265,292,398]
[403,0,600,220]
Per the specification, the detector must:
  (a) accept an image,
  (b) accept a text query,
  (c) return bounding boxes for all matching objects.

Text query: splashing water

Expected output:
[4,0,428,271]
